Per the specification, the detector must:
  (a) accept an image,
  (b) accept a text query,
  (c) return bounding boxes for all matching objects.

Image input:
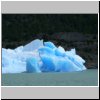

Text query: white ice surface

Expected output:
[23,39,43,51]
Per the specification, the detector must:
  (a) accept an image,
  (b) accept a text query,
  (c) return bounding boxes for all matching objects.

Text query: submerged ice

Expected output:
[2,39,86,73]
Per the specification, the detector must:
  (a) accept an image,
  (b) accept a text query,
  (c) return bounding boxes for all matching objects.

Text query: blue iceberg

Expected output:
[55,46,66,57]
[44,41,56,49]
[26,58,41,73]
[2,39,86,73]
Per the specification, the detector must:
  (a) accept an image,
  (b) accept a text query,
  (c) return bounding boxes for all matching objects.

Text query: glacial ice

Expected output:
[23,39,43,51]
[2,39,86,73]
[55,46,65,57]
[44,42,56,49]
[26,58,41,73]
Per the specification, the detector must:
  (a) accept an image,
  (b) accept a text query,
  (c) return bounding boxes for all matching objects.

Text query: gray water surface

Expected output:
[2,69,98,86]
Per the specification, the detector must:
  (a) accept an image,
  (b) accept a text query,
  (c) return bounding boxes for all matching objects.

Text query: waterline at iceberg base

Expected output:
[2,39,86,73]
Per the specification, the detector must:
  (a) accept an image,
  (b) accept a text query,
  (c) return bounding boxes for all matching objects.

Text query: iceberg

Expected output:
[26,58,41,73]
[55,46,66,57]
[38,47,55,55]
[44,42,56,49]
[23,39,43,51]
[2,39,87,73]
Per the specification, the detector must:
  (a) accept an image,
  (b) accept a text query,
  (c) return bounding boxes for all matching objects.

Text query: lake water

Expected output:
[2,69,98,86]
